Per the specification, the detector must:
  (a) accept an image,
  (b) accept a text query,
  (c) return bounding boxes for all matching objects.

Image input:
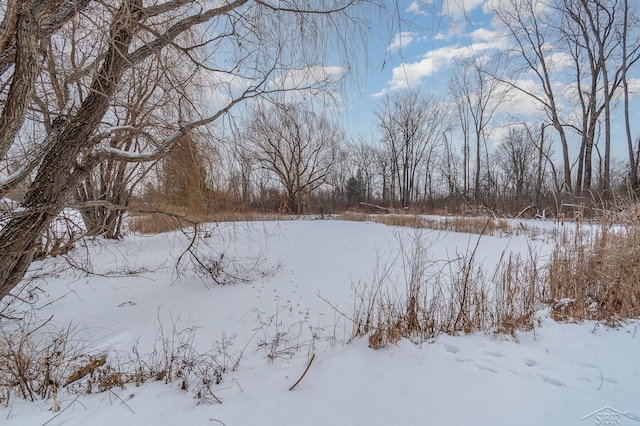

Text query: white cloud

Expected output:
[469,28,497,44]
[483,0,547,14]
[627,78,640,98]
[387,32,418,52]
[406,1,428,15]
[544,52,573,71]
[442,0,485,21]
[375,38,504,97]
[494,79,546,116]
[200,70,255,109]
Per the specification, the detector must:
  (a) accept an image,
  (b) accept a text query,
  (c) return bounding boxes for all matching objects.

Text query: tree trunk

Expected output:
[0,3,40,159]
[622,0,637,190]
[475,132,481,202]
[0,0,139,300]
[536,124,545,205]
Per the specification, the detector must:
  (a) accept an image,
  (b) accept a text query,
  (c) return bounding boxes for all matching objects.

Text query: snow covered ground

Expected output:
[2,219,639,425]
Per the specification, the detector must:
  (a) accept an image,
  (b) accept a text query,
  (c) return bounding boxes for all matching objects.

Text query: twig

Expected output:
[109,389,136,415]
[288,353,316,391]
[317,293,360,325]
[42,393,83,425]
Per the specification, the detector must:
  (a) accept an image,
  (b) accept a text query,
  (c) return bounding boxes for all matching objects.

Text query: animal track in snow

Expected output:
[442,343,459,354]
[475,363,498,374]
[534,373,562,387]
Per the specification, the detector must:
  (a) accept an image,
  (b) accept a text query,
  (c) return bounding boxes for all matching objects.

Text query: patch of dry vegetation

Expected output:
[0,302,326,411]
[352,232,543,349]
[127,203,291,234]
[0,315,240,409]
[549,221,640,325]
[340,212,511,236]
[353,204,640,348]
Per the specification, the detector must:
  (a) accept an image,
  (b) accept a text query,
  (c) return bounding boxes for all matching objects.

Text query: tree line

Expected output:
[146,0,640,216]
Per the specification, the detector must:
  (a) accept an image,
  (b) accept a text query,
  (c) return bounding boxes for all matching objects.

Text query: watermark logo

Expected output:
[582,406,637,425]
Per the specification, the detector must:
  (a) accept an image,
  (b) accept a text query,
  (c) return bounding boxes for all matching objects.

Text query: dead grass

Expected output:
[0,320,91,408]
[353,204,640,348]
[0,315,241,408]
[427,216,511,235]
[352,231,544,349]
[128,212,188,234]
[127,204,291,234]
[340,212,511,236]
[549,224,640,325]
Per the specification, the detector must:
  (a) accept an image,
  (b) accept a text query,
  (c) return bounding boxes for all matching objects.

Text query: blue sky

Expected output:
[345,0,498,132]
[342,0,640,162]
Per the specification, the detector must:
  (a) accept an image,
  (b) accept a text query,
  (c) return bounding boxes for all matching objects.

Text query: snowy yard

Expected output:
[2,219,639,425]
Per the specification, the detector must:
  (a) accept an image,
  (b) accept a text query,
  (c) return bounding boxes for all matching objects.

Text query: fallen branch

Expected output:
[359,202,391,213]
[515,203,535,219]
[288,353,315,391]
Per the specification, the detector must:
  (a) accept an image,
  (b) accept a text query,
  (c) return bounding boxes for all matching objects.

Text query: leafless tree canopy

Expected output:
[0,0,368,301]
[375,89,451,207]
[246,103,341,214]
[488,0,640,194]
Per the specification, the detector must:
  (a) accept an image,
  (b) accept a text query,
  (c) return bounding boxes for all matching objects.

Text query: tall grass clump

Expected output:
[353,204,640,349]
[0,315,91,409]
[352,230,544,348]
[549,211,640,325]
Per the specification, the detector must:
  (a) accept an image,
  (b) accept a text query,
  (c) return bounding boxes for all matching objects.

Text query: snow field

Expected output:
[2,219,639,425]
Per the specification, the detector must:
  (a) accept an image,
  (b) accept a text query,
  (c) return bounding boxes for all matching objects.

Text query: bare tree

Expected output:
[71,37,203,237]
[560,0,622,193]
[0,0,368,301]
[490,0,640,194]
[438,133,462,200]
[246,103,341,214]
[489,0,574,192]
[227,139,256,208]
[449,55,507,203]
[495,127,536,202]
[372,145,393,205]
[348,136,377,203]
[621,0,640,190]
[375,89,450,207]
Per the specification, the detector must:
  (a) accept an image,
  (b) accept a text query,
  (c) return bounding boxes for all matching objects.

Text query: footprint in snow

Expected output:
[475,363,498,373]
[442,343,459,354]
[523,359,537,367]
[482,351,505,358]
[534,373,562,387]
[579,362,598,368]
